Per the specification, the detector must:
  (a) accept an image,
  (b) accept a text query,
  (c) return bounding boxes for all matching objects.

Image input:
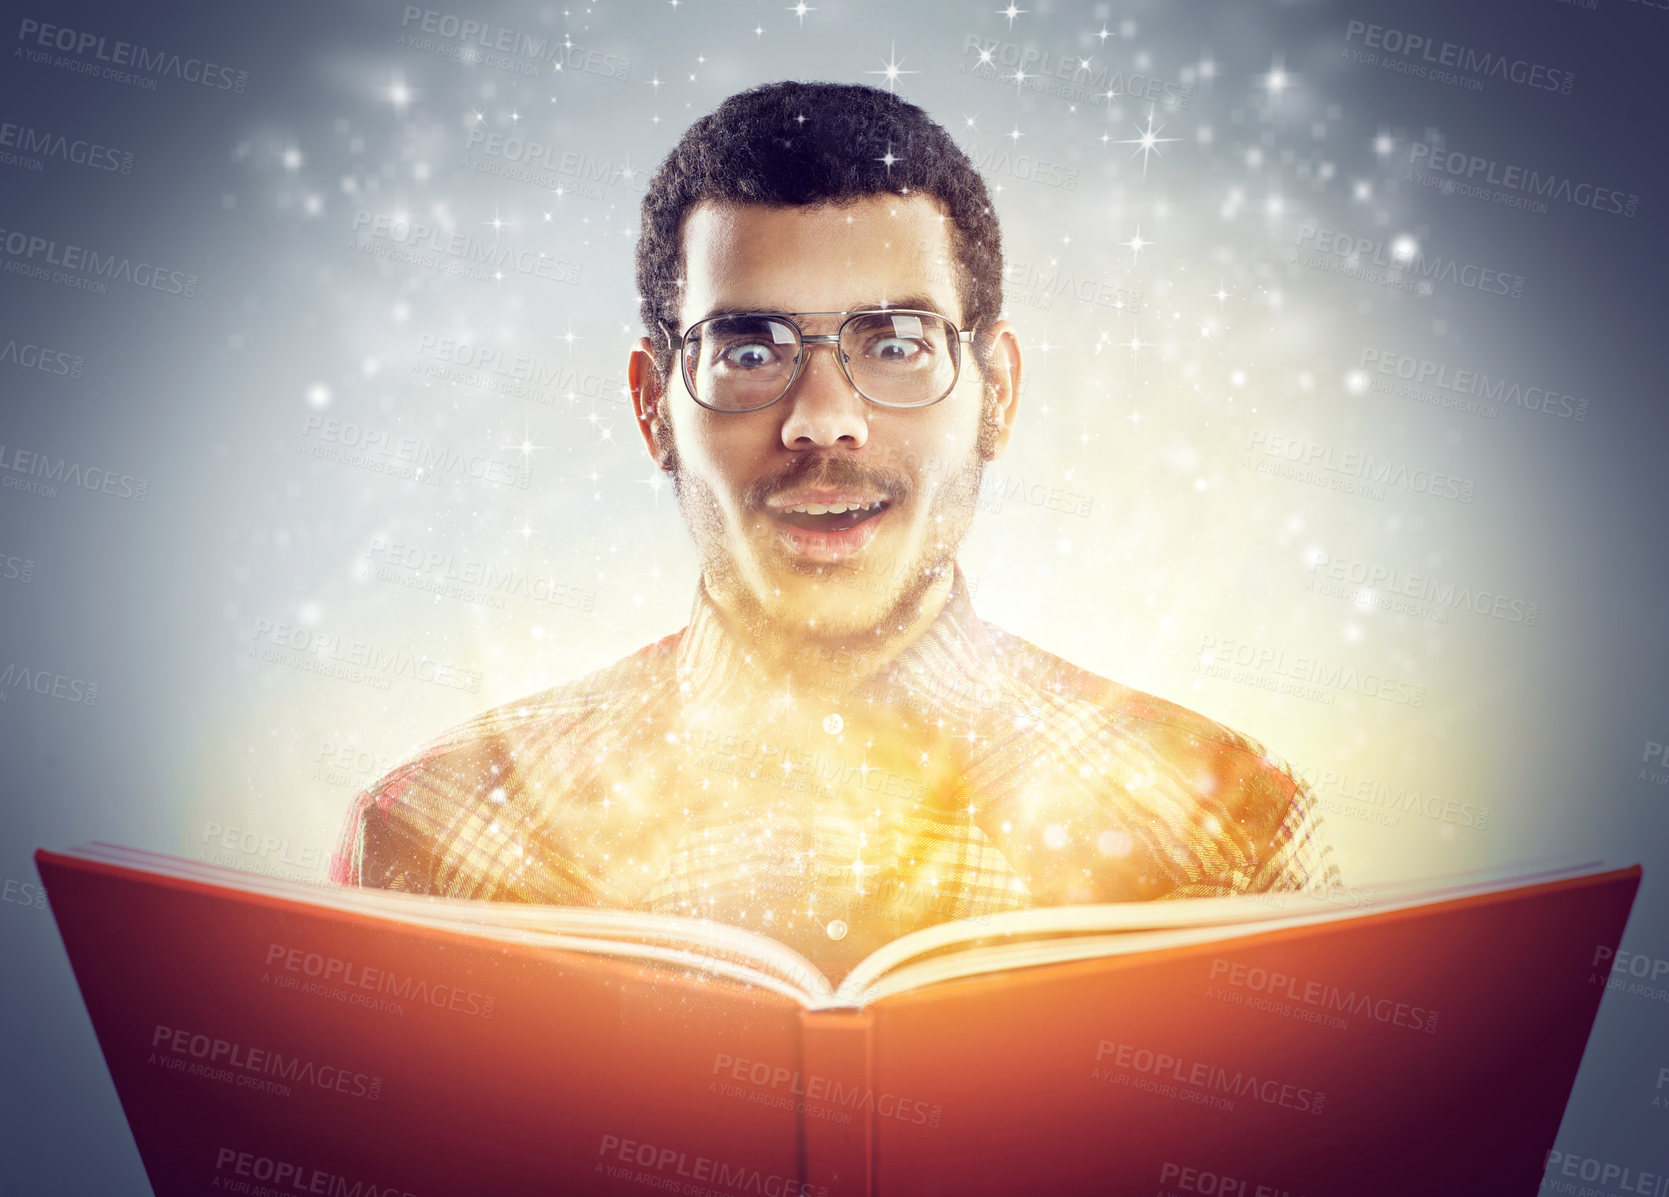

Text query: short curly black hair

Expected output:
[635,80,1005,379]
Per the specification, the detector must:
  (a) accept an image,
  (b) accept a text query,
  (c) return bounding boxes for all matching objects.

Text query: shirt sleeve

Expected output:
[1142,715,1344,900]
[1242,761,1342,893]
[327,736,607,907]
[328,765,443,893]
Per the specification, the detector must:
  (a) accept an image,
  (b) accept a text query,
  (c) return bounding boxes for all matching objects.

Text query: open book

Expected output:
[36,844,1639,1197]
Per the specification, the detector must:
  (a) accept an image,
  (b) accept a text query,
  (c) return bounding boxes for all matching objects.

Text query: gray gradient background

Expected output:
[1,0,1666,1191]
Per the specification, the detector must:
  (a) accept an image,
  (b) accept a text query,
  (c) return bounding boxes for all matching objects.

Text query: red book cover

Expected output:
[35,846,1639,1197]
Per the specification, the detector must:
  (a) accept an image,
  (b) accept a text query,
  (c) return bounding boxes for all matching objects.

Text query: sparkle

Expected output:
[507,419,544,463]
[849,855,872,893]
[1116,106,1178,179]
[997,3,1026,29]
[866,41,918,93]
[876,142,900,173]
[789,0,814,24]
[1121,225,1150,261]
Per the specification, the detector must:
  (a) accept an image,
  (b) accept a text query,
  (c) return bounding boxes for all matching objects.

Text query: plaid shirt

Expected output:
[332,568,1339,978]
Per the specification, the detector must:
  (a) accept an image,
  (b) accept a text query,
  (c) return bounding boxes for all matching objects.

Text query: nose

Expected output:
[777,343,869,451]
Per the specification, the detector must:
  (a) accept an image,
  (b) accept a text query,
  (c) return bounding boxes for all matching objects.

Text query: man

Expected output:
[331,80,1338,979]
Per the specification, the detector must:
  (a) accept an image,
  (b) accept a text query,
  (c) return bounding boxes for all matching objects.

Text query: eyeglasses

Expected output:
[666,309,977,413]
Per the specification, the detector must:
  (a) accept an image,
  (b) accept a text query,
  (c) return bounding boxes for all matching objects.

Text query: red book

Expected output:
[35,844,1638,1197]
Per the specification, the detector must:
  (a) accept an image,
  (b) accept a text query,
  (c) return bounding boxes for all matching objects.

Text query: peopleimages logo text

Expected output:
[1408,142,1638,217]
[1342,20,1574,94]
[350,210,580,286]
[1093,1039,1327,1115]
[212,1147,413,1197]
[399,7,632,78]
[1294,225,1526,299]
[15,18,248,91]
[0,226,197,296]
[264,943,496,1018]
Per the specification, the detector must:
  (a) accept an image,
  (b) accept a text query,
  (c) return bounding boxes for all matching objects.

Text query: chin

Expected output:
[759,579,901,642]
[761,555,953,646]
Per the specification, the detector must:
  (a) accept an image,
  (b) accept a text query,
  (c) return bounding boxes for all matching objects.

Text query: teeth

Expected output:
[783,500,881,515]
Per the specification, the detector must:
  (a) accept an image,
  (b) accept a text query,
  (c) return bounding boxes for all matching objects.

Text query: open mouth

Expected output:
[768,500,891,533]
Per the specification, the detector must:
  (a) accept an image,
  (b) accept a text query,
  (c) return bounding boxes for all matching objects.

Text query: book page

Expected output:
[833,860,1606,1005]
[64,843,837,1004]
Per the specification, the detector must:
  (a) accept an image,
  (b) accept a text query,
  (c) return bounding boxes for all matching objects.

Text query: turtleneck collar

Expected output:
[672,564,1009,726]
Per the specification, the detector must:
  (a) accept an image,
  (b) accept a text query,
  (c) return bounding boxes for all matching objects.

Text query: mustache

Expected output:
[744,455,914,510]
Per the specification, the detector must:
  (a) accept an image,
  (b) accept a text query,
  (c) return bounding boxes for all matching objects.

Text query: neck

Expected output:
[704,568,957,692]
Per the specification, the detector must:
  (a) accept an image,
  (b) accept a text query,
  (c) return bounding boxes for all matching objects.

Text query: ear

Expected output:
[628,337,674,471]
[978,319,1023,461]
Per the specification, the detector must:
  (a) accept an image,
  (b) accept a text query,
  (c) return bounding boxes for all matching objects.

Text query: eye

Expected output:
[866,336,928,364]
[720,342,778,369]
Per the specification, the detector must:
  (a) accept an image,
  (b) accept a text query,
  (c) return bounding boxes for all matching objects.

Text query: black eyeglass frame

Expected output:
[662,309,978,414]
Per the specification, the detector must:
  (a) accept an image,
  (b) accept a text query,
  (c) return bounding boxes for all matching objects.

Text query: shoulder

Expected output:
[986,623,1282,771]
[329,630,682,894]
[981,623,1338,892]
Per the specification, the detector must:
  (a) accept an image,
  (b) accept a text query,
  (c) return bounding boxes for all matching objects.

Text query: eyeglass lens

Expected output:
[682,312,959,411]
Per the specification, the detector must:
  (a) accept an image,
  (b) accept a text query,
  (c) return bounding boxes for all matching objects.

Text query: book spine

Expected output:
[796,1008,875,1197]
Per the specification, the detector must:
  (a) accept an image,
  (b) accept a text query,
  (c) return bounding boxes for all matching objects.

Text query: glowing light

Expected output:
[1117,106,1179,179]
[1097,829,1134,857]
[866,42,918,93]
[1262,59,1291,98]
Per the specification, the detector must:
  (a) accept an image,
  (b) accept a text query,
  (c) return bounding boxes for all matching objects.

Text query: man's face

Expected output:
[633,194,1019,650]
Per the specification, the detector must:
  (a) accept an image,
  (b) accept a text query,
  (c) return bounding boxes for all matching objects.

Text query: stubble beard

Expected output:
[659,412,993,662]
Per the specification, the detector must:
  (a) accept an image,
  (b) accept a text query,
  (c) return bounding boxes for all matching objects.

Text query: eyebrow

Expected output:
[693,294,956,324]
